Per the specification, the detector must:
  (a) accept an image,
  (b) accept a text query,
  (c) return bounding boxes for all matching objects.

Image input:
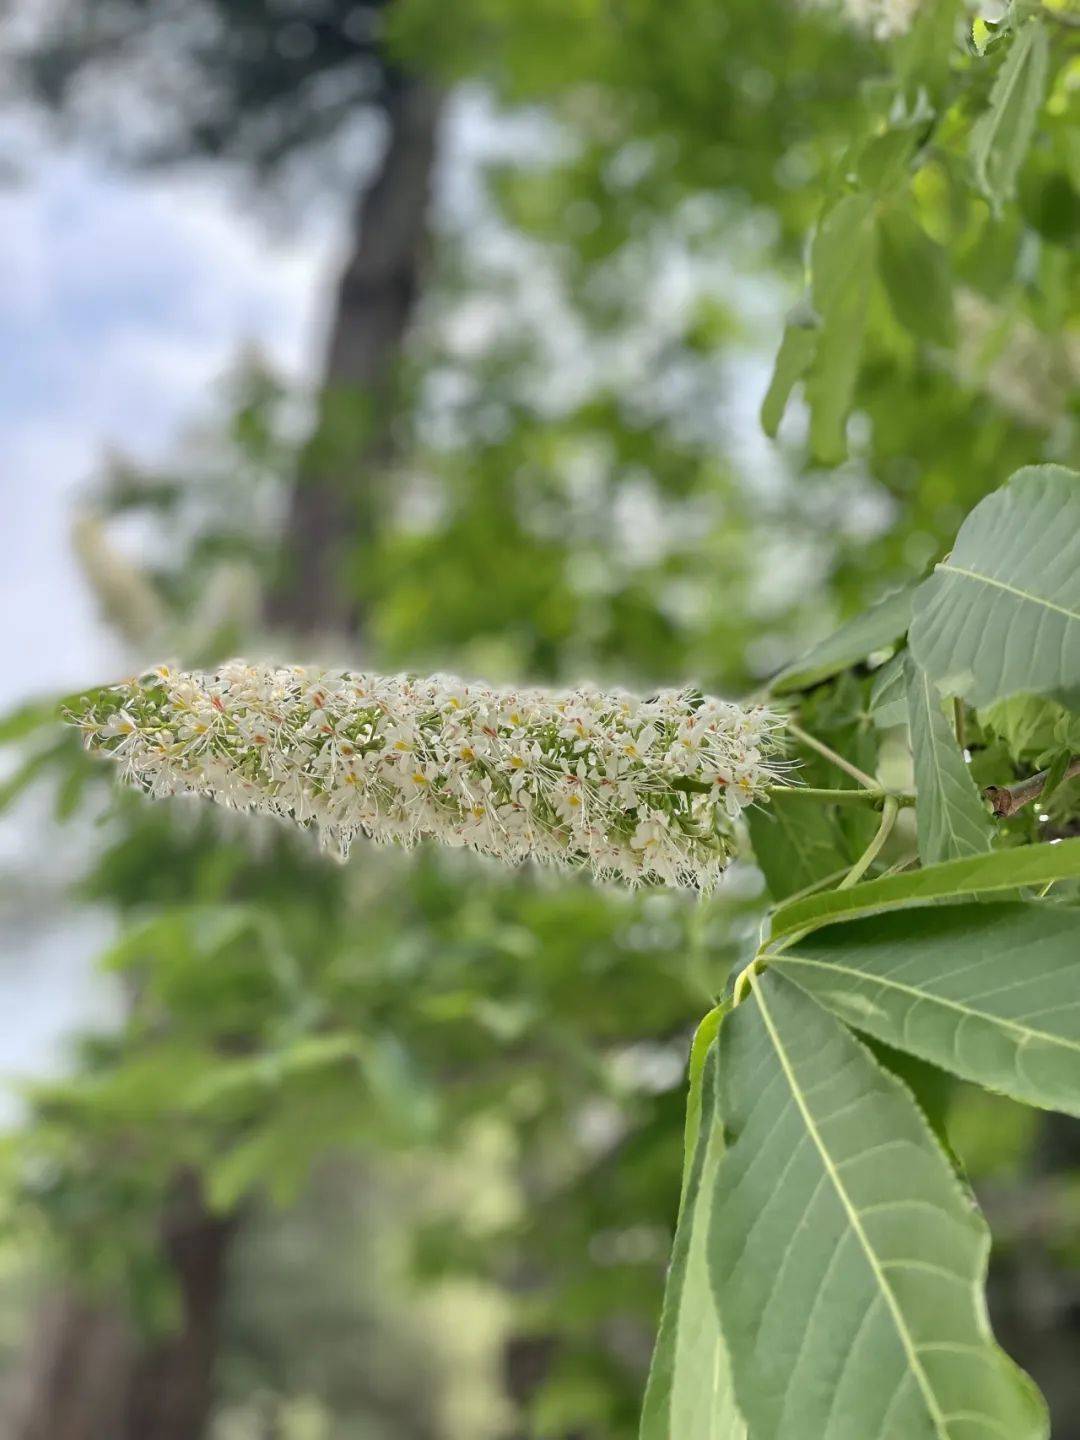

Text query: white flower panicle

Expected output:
[67,662,786,890]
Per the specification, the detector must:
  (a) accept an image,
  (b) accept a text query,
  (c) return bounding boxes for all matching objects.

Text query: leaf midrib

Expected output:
[933,563,1080,623]
[770,953,1080,1056]
[750,976,950,1440]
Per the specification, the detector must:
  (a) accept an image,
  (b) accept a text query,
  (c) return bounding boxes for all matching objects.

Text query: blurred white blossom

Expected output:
[829,0,922,38]
[67,662,786,890]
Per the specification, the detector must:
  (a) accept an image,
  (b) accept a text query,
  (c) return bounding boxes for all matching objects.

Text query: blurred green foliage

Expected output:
[2,0,1079,1434]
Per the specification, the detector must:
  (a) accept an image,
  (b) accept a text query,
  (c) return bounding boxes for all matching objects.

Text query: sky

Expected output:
[0,142,338,707]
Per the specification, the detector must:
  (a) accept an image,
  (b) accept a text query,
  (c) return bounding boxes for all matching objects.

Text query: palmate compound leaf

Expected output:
[905,654,993,866]
[709,971,1048,1440]
[768,903,1080,1117]
[640,1009,746,1440]
[909,465,1080,710]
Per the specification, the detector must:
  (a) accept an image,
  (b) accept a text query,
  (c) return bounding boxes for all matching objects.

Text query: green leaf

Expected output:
[746,792,850,901]
[971,20,1050,215]
[868,652,907,728]
[0,739,67,815]
[1037,749,1071,806]
[977,695,1080,763]
[805,193,877,464]
[773,903,1080,1116]
[0,699,56,745]
[769,837,1080,941]
[855,126,918,194]
[895,0,961,105]
[905,653,993,864]
[761,300,819,438]
[709,972,1048,1440]
[641,1029,746,1440]
[681,1004,727,1204]
[877,205,956,346]
[862,1039,957,1159]
[770,584,914,695]
[909,465,1080,709]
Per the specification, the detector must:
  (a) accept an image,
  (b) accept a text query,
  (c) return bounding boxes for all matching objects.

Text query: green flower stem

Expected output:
[785,718,878,790]
[838,794,900,890]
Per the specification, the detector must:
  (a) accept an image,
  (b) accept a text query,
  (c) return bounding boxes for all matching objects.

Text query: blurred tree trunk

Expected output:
[267,76,443,638]
[16,75,442,1440]
[988,1113,1080,1440]
[17,1174,236,1440]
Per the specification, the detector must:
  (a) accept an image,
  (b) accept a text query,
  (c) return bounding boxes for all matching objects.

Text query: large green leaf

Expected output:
[909,465,1080,709]
[773,903,1080,1116]
[641,1026,746,1440]
[709,972,1048,1440]
[971,20,1050,215]
[770,584,914,695]
[768,837,1080,941]
[804,193,877,464]
[906,654,993,865]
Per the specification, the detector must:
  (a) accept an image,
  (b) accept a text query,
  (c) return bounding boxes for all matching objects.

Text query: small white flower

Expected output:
[553,780,588,828]
[630,811,669,852]
[103,710,139,738]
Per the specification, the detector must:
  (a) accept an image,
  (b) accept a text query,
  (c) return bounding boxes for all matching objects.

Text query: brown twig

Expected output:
[985,757,1080,818]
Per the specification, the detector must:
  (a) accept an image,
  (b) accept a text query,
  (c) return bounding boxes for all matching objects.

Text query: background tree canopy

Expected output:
[0,0,1077,1437]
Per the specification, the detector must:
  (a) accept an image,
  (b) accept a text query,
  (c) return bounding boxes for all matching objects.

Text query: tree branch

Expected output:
[985,757,1080,818]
